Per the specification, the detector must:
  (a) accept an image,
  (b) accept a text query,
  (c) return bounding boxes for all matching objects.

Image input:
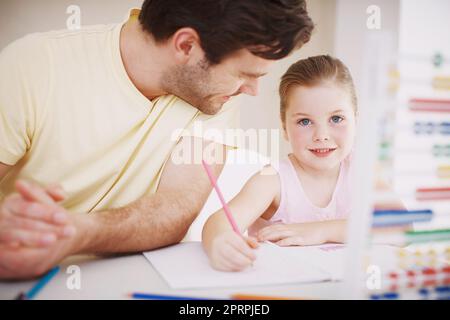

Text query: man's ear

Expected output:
[169,27,204,64]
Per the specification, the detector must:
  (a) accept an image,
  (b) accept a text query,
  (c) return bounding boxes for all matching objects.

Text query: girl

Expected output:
[202,55,357,272]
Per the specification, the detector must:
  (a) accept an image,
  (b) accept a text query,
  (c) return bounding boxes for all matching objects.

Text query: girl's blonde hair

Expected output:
[279,55,357,128]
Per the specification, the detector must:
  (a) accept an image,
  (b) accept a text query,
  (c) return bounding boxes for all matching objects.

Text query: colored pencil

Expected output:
[129,292,210,300]
[372,209,433,227]
[14,266,60,300]
[416,187,450,201]
[231,293,314,300]
[373,229,450,245]
[409,98,450,113]
[201,159,240,235]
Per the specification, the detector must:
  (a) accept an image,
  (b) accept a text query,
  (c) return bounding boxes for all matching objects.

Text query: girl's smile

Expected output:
[309,147,337,157]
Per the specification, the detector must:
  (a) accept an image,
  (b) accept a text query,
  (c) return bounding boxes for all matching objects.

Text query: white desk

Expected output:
[0,251,343,300]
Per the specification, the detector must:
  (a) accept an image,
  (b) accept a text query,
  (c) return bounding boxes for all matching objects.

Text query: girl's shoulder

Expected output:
[236,164,281,209]
[244,164,280,194]
[260,163,279,176]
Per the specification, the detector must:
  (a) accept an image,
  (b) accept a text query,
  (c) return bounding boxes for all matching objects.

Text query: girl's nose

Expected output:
[313,126,330,142]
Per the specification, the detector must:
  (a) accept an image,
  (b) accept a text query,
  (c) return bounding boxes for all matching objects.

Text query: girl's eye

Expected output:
[297,118,311,126]
[331,115,344,124]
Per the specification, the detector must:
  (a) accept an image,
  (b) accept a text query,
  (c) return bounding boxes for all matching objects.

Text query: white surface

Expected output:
[0,242,403,300]
[0,252,343,300]
[143,242,333,289]
[280,244,347,281]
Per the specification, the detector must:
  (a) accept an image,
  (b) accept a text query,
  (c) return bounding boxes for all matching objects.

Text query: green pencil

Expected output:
[372,228,450,245]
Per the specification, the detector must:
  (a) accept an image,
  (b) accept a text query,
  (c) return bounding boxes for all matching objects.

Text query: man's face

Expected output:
[161,49,273,115]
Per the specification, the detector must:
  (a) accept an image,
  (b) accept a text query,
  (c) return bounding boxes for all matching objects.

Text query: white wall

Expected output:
[0,0,144,49]
[334,0,400,96]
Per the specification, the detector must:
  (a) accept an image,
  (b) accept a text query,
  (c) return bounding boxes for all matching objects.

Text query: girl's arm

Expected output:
[202,166,280,271]
[257,219,348,246]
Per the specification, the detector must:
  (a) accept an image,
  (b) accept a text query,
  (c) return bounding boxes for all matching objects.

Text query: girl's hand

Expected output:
[257,222,330,246]
[208,231,259,272]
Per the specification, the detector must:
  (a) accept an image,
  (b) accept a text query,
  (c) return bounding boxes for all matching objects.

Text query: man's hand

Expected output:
[0,180,75,247]
[0,226,79,279]
[0,180,84,279]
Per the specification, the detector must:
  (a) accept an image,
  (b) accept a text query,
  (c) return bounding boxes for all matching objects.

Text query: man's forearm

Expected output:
[71,138,225,255]
[74,191,203,254]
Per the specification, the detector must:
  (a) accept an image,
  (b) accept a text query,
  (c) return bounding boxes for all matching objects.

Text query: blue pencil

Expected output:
[414,121,450,135]
[25,266,60,300]
[372,209,433,227]
[130,292,210,300]
[373,209,433,216]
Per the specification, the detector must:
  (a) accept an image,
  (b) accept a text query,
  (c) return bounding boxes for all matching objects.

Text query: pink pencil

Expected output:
[201,159,241,235]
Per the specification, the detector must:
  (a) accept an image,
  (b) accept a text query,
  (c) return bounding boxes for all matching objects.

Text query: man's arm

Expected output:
[0,137,228,279]
[74,137,227,254]
[0,162,11,180]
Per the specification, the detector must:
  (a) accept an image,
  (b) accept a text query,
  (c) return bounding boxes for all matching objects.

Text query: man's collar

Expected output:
[124,8,140,23]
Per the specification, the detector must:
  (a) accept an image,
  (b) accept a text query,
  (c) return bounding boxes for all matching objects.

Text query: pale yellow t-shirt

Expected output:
[0,16,239,213]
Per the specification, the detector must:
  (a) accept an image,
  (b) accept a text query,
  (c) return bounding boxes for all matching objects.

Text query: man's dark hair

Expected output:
[139,0,314,64]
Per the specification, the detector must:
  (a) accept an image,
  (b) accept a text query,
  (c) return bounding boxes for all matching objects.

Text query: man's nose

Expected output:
[239,79,259,96]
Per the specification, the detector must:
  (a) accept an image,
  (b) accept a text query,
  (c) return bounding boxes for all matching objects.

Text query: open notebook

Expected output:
[143,241,347,289]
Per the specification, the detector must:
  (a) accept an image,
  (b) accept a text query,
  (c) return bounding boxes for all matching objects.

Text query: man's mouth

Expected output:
[308,148,337,157]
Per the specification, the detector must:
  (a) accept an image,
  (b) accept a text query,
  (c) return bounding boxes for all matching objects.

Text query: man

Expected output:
[0,0,313,279]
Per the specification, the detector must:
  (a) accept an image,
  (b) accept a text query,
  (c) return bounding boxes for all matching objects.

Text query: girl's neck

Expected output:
[289,154,340,181]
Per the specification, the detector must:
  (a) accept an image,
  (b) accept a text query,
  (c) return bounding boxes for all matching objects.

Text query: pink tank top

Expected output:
[249,155,352,234]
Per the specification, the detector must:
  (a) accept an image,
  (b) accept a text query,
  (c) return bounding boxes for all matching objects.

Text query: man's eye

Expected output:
[297,119,311,126]
[331,116,344,123]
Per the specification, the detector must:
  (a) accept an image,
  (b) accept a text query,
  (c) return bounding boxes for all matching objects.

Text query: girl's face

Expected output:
[283,83,356,173]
